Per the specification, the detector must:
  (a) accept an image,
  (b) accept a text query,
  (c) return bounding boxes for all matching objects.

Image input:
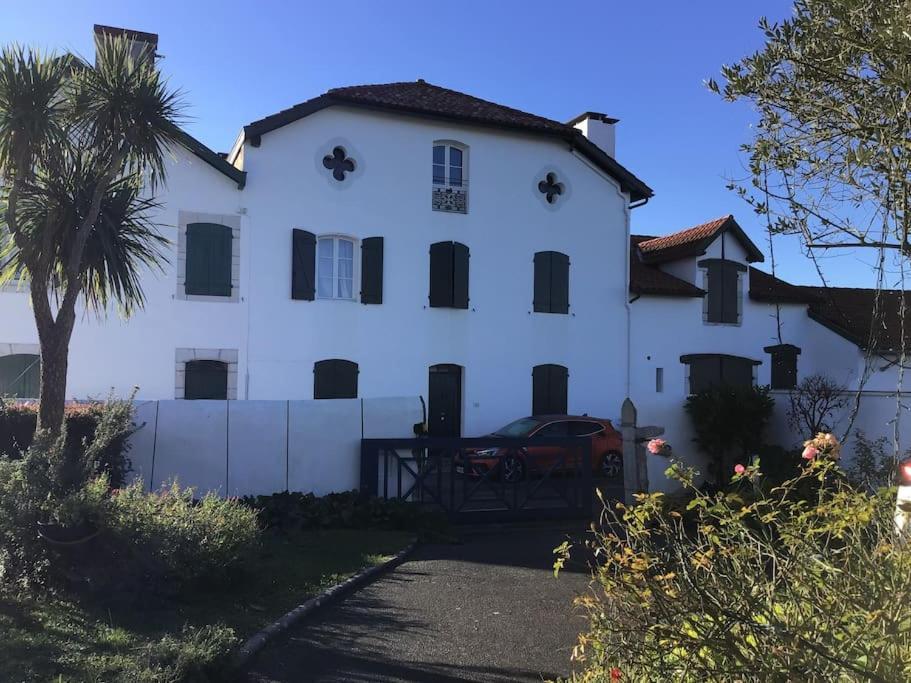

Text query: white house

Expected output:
[627,214,910,487]
[0,25,653,442]
[1,25,907,493]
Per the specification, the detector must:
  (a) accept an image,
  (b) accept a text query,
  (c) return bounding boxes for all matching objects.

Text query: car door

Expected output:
[568,420,607,471]
[530,420,570,472]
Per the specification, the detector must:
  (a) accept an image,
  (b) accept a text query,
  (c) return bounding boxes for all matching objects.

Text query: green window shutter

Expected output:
[0,354,40,398]
[186,223,233,297]
[429,241,454,308]
[688,357,722,394]
[533,364,568,415]
[314,359,358,399]
[721,356,753,388]
[533,252,551,313]
[767,345,800,390]
[705,262,724,323]
[452,242,470,309]
[292,229,316,300]
[550,252,569,314]
[184,360,228,400]
[360,237,384,305]
[720,264,739,323]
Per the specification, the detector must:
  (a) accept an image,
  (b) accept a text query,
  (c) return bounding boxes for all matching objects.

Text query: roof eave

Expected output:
[174,129,246,189]
[243,94,653,203]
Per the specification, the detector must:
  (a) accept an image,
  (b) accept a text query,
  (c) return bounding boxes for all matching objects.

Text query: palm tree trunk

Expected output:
[36,327,70,435]
[33,291,78,436]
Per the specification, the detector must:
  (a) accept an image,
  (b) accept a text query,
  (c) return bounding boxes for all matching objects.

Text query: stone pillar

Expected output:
[620,397,663,504]
[620,398,639,505]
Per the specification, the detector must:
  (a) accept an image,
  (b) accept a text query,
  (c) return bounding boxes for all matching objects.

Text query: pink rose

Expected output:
[647,438,667,455]
[802,445,818,460]
[734,464,746,475]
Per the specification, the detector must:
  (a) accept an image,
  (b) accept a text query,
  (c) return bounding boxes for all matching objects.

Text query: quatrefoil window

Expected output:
[322,146,356,181]
[538,172,564,204]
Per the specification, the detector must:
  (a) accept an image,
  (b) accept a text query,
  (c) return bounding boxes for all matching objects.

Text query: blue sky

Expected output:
[3,1,882,287]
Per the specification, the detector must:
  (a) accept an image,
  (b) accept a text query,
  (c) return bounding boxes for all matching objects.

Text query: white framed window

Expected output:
[432,141,468,214]
[433,143,465,187]
[317,236,357,300]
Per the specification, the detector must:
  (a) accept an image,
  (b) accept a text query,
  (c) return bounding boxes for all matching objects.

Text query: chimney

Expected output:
[93,24,159,66]
[569,111,618,158]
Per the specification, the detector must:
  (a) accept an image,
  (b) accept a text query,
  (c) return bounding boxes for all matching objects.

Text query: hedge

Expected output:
[0,402,132,488]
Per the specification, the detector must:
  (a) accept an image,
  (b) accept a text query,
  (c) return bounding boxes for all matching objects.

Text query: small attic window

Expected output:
[765,344,800,390]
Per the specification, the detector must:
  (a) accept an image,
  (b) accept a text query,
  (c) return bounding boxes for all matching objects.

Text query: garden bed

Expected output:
[0,529,413,682]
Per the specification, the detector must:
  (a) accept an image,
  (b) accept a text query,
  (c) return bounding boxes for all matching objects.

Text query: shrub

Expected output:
[684,385,774,486]
[558,441,911,681]
[846,430,899,491]
[243,490,449,538]
[106,481,260,589]
[0,399,133,488]
[125,624,237,683]
[0,457,48,587]
[787,373,849,437]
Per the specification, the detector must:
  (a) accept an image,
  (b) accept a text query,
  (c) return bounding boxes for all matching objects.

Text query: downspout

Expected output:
[625,196,649,399]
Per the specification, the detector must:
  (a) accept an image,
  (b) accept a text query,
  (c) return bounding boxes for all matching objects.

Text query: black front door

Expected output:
[428,364,462,437]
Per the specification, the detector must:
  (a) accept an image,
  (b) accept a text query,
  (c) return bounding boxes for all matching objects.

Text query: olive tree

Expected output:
[710,0,911,257]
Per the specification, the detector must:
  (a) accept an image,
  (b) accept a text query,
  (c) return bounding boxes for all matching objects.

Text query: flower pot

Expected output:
[36,520,100,546]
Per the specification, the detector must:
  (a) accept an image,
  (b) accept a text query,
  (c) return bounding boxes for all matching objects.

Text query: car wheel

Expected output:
[502,452,527,483]
[601,451,623,479]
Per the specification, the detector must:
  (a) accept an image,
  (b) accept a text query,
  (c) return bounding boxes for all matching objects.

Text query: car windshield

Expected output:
[492,417,540,437]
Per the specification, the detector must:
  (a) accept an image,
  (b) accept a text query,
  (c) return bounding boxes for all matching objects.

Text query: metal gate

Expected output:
[360,436,593,523]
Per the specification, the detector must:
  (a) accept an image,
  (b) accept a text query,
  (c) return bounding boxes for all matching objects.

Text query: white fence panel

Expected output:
[287,399,362,496]
[126,396,423,498]
[128,400,159,489]
[149,400,228,494]
[228,400,288,497]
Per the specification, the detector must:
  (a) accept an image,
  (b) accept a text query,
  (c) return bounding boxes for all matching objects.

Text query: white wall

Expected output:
[0,144,248,401]
[0,106,634,437]
[239,106,632,435]
[629,230,908,489]
[128,396,423,497]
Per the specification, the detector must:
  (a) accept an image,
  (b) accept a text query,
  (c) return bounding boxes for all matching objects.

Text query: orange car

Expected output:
[456,415,623,483]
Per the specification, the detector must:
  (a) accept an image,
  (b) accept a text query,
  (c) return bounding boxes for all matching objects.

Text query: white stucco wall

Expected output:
[238,106,632,435]
[0,144,247,401]
[0,107,633,438]
[630,230,907,489]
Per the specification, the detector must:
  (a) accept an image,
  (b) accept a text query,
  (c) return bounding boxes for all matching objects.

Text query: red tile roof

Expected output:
[750,268,910,352]
[629,236,705,298]
[327,81,569,135]
[804,286,911,352]
[637,215,764,264]
[243,80,653,202]
[748,268,819,304]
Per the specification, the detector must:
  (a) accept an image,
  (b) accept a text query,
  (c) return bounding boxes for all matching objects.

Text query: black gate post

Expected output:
[360,440,379,498]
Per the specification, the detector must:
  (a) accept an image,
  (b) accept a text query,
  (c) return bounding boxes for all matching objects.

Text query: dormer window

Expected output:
[432,142,468,213]
[699,259,745,325]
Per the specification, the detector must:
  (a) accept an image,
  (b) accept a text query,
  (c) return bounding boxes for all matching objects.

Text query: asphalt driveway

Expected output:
[243,524,592,682]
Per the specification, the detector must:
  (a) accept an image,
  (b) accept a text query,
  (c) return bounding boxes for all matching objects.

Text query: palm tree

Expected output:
[0,36,183,435]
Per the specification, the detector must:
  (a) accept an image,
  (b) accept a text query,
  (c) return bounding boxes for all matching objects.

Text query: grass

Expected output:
[0,529,413,682]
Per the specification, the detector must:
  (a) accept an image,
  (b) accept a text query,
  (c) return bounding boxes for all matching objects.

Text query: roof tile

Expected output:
[629,236,705,298]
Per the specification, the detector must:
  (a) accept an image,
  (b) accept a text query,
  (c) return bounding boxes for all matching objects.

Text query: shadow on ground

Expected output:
[243,524,593,683]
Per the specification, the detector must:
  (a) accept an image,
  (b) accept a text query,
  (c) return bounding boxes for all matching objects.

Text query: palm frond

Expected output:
[0,45,71,177]
[14,157,170,315]
[70,35,185,190]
